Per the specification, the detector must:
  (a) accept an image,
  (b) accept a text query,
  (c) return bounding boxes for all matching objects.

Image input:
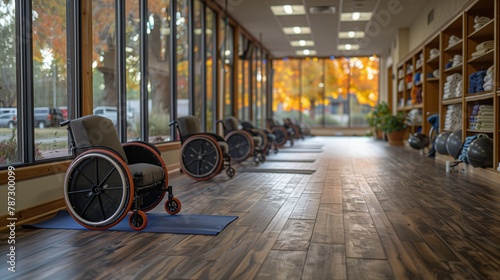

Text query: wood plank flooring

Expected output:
[1,136,499,279]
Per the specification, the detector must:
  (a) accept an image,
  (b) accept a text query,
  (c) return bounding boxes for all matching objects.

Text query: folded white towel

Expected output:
[474,16,491,24]
[476,41,494,50]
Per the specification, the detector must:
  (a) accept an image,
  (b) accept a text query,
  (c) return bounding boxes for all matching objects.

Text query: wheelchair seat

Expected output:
[62,115,181,231]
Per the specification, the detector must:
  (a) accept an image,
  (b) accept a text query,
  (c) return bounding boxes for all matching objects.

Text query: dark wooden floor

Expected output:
[1,137,499,279]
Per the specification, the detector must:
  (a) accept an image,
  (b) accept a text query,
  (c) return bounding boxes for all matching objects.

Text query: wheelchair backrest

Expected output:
[224,116,239,132]
[70,115,128,163]
[241,120,255,130]
[177,116,201,137]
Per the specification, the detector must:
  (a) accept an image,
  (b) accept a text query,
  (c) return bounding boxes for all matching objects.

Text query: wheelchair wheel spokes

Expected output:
[226,131,253,162]
[64,151,133,229]
[180,135,223,180]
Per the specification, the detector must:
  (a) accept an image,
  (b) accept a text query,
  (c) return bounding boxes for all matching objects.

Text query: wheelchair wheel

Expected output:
[164,197,182,215]
[123,142,167,212]
[254,129,268,152]
[226,166,236,178]
[64,149,134,230]
[128,210,147,231]
[180,134,223,180]
[225,130,254,162]
[271,127,287,147]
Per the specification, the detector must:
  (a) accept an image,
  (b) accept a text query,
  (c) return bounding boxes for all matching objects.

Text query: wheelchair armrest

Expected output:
[60,120,71,127]
[168,120,178,127]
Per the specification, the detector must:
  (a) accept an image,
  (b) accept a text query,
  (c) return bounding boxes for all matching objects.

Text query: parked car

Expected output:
[34,107,64,129]
[93,106,118,126]
[0,108,17,116]
[0,113,17,129]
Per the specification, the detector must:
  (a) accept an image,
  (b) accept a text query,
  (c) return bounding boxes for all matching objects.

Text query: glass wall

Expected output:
[205,6,215,132]
[0,0,271,168]
[148,0,171,142]
[0,0,19,165]
[273,56,379,128]
[193,0,203,124]
[33,0,69,159]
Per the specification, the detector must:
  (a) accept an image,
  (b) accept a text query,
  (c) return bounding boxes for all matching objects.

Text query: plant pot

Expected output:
[374,129,384,140]
[386,130,406,145]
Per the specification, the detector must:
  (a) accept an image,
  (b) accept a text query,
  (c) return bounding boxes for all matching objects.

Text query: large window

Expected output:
[205,7,215,132]
[32,0,69,160]
[176,0,189,118]
[147,0,171,142]
[220,19,233,117]
[0,0,19,165]
[193,0,203,125]
[273,56,379,127]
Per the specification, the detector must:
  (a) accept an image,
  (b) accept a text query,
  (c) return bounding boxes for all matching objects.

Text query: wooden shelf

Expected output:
[442,97,463,105]
[467,19,494,40]
[444,40,463,52]
[426,77,439,82]
[426,54,440,64]
[444,63,462,73]
[465,91,494,102]
[467,129,494,133]
[467,49,494,64]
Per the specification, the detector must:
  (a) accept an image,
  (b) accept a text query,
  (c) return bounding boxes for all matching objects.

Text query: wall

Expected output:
[408,0,470,52]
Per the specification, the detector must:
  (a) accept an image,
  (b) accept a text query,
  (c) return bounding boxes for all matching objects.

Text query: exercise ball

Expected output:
[446,129,463,159]
[409,133,430,150]
[467,136,493,168]
[435,132,450,155]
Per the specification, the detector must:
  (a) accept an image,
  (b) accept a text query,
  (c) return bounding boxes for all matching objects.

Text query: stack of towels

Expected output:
[469,70,487,93]
[469,104,494,131]
[398,79,405,92]
[448,35,461,47]
[471,40,494,59]
[429,48,439,60]
[443,73,462,99]
[444,104,462,131]
[406,109,422,125]
[445,55,461,69]
[474,16,491,31]
[483,65,494,91]
[416,53,424,69]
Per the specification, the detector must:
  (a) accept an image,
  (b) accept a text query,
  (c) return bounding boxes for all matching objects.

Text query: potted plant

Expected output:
[367,102,390,139]
[381,112,407,145]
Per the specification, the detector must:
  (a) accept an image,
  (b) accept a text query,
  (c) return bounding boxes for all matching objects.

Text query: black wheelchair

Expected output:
[170,115,235,180]
[267,117,295,147]
[240,120,278,155]
[222,116,265,163]
[61,115,181,231]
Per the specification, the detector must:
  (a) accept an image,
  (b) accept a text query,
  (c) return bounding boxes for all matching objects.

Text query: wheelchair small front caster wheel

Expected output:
[165,197,182,215]
[254,156,260,164]
[129,210,148,231]
[274,147,278,154]
[226,167,236,178]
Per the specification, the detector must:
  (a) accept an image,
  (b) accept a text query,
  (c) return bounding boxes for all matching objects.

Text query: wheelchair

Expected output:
[267,117,295,147]
[61,115,181,231]
[241,120,278,155]
[222,116,265,163]
[170,115,235,180]
[284,118,305,140]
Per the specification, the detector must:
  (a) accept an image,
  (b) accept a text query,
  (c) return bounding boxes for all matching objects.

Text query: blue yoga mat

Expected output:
[23,210,238,235]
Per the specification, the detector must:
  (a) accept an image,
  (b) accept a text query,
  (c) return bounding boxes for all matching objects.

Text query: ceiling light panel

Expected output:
[270,5,306,15]
[283,26,311,34]
[340,12,372,21]
[290,40,315,47]
[338,44,360,50]
[296,49,317,56]
[339,31,365,38]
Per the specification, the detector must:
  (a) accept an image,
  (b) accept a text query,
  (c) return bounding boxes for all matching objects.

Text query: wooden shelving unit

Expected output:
[393,0,499,173]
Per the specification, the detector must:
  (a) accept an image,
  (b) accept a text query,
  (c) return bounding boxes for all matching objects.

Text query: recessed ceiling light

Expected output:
[271,5,306,15]
[340,12,372,21]
[339,31,365,38]
[338,44,360,50]
[283,27,311,34]
[290,40,315,47]
[296,49,317,56]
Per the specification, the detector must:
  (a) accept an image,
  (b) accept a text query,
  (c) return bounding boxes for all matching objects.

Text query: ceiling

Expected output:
[214,0,429,58]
